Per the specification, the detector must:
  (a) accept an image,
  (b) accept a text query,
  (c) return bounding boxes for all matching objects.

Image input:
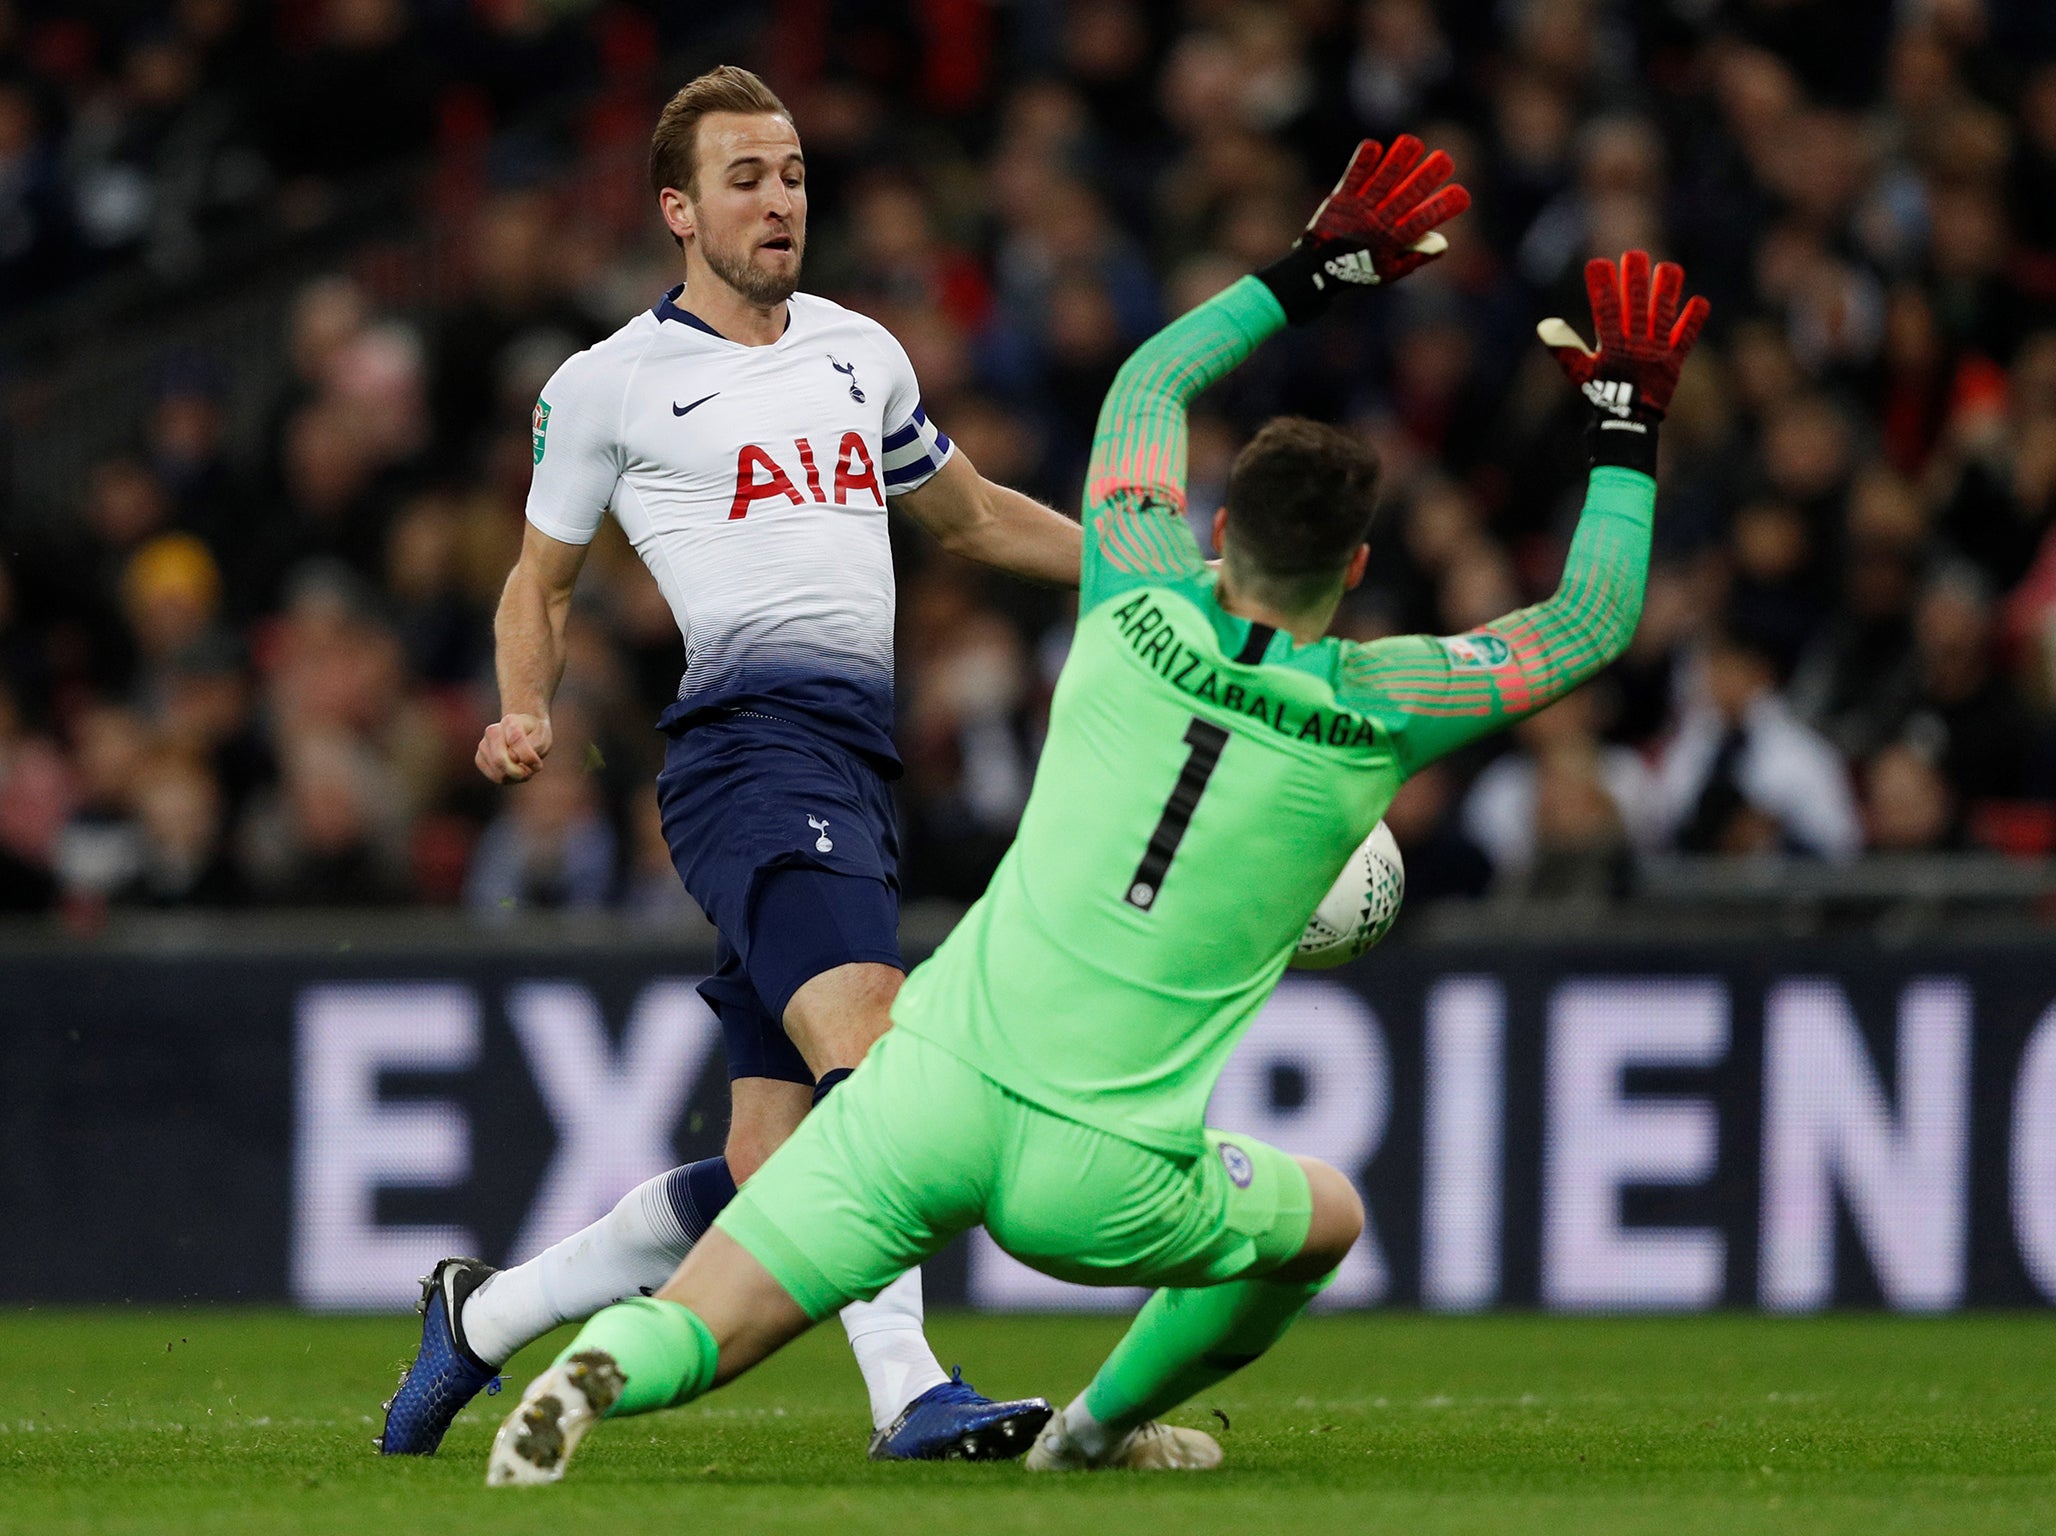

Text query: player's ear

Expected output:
[1211,505,1230,557]
[1342,543,1369,591]
[660,186,694,245]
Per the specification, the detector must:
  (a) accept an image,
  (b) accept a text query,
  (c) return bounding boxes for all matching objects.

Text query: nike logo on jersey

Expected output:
[673,393,720,417]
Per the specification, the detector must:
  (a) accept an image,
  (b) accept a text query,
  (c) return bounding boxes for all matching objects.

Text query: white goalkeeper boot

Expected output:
[1026,1412,1223,1472]
[485,1350,625,1486]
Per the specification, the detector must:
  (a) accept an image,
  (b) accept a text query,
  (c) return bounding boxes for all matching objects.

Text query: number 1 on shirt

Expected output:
[1125,717,1230,911]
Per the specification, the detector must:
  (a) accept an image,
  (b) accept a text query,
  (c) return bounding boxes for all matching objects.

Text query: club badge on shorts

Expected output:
[1219,1141,1254,1189]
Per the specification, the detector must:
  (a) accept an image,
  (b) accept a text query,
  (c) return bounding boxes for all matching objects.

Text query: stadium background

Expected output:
[5,0,2056,1315]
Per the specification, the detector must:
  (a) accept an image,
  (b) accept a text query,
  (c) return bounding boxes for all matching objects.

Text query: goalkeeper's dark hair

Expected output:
[1223,417,1381,600]
[650,65,791,210]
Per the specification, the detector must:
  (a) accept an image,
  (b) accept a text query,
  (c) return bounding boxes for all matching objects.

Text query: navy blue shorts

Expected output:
[657,713,904,1085]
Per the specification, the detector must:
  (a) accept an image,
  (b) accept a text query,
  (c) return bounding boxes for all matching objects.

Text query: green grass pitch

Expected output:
[1,1308,2051,1535]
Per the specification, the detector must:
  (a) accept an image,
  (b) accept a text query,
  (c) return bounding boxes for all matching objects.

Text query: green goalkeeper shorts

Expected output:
[716,1027,1314,1322]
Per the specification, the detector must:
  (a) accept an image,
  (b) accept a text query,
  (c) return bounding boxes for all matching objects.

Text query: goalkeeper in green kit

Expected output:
[486,135,1709,1485]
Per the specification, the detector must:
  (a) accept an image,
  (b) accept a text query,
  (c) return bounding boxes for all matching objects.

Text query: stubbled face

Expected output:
[669,112,807,307]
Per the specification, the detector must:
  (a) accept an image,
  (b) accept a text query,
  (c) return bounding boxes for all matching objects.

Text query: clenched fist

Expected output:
[476,712,553,783]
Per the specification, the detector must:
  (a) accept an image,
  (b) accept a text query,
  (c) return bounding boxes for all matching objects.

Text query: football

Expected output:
[1290,821,1406,969]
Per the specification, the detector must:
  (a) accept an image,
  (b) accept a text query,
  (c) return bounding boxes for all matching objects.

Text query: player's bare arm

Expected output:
[477,524,588,783]
[894,450,1082,587]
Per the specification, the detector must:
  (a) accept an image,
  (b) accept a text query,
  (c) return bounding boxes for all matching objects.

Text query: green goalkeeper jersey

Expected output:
[892,276,1656,1153]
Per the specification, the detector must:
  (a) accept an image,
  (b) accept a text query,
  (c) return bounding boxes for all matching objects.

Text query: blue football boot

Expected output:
[377,1257,503,1454]
[867,1367,1053,1461]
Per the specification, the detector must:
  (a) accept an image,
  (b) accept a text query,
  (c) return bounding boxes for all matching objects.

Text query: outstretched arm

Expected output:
[1347,250,1710,773]
[1084,135,1471,601]
[895,450,1083,586]
[1083,275,1284,539]
[1342,468,1654,772]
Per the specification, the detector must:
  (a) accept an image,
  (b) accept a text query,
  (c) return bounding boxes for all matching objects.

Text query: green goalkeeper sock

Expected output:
[1077,1271,1332,1444]
[551,1296,717,1417]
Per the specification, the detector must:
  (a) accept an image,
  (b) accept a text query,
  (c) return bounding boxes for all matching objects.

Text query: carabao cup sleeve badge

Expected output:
[532,399,551,464]
[1441,632,1512,669]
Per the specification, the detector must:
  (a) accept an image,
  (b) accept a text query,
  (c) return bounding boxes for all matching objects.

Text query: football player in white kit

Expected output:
[379,66,1081,1462]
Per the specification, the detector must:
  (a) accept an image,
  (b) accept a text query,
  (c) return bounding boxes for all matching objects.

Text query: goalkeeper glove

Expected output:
[1257,135,1471,325]
[1538,249,1710,474]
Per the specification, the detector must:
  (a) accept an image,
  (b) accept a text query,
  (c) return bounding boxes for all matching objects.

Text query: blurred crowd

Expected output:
[5,0,2056,921]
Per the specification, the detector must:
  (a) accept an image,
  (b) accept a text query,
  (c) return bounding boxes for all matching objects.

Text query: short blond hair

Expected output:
[649,65,791,200]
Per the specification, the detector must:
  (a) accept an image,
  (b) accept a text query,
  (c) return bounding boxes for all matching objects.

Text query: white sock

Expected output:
[460,1171,695,1367]
[1059,1392,1120,1460]
[838,1268,951,1429]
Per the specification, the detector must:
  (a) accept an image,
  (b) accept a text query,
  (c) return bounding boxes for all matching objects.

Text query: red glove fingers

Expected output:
[1584,256,1626,355]
[1669,288,1711,358]
[1553,250,1711,417]
[1650,257,1682,344]
[1338,138,1384,200]
[1261,133,1472,320]
[1392,178,1470,248]
[1621,249,1652,347]
[1358,134,1425,207]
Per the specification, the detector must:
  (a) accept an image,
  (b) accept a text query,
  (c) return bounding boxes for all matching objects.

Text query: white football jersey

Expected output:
[524,284,953,768]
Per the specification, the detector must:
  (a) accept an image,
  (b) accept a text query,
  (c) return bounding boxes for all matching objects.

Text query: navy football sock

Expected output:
[661,1156,739,1244]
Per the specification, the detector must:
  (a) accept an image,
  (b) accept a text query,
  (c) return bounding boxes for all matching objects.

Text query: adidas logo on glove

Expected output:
[1319,250,1382,287]
[1582,379,1637,417]
[1582,379,1649,431]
